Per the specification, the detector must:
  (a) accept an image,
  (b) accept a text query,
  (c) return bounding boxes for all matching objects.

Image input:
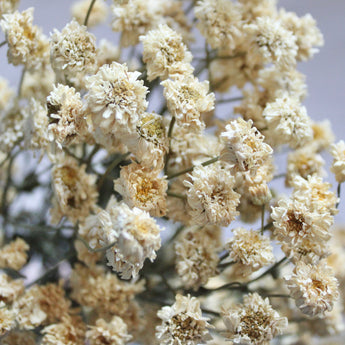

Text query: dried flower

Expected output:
[0,8,50,70]
[162,75,215,132]
[184,162,240,226]
[0,273,24,303]
[50,19,97,78]
[47,84,87,147]
[156,294,212,345]
[114,162,167,217]
[140,24,193,81]
[0,302,15,335]
[0,0,19,17]
[285,261,339,318]
[0,237,29,270]
[0,77,14,111]
[51,157,98,224]
[225,228,275,277]
[220,118,273,177]
[330,140,345,183]
[86,316,132,345]
[175,226,220,290]
[222,292,287,345]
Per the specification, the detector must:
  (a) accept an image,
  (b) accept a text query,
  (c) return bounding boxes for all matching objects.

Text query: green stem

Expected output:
[164,116,176,175]
[0,41,6,48]
[261,204,265,235]
[217,96,243,104]
[84,0,97,26]
[18,67,26,98]
[336,183,341,208]
[76,235,117,253]
[167,191,186,200]
[167,156,219,179]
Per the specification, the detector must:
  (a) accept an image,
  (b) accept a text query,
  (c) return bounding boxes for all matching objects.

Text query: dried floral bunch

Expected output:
[0,1,344,344]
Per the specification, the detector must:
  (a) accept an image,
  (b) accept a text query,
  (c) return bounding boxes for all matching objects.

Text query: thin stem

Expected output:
[247,257,288,286]
[1,154,16,224]
[17,67,26,98]
[263,294,292,299]
[201,308,220,317]
[166,191,186,200]
[76,235,117,253]
[217,260,236,270]
[97,152,130,189]
[166,225,185,245]
[217,96,243,104]
[62,147,80,161]
[261,204,265,235]
[164,116,176,174]
[167,116,176,139]
[84,0,97,26]
[167,156,219,179]
[0,40,6,48]
[83,144,100,168]
[273,173,286,180]
[336,183,341,208]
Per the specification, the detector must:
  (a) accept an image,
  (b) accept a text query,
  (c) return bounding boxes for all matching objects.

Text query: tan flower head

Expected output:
[114,162,167,217]
[0,237,29,270]
[226,228,275,277]
[222,293,287,345]
[85,61,148,141]
[86,316,132,345]
[244,16,298,69]
[285,261,339,318]
[0,273,24,303]
[51,157,98,224]
[330,140,345,183]
[184,162,240,226]
[195,0,243,50]
[0,8,50,70]
[0,302,15,335]
[0,77,14,112]
[175,226,220,290]
[310,120,334,152]
[0,0,19,17]
[263,93,313,149]
[0,330,37,345]
[96,39,120,68]
[47,84,87,147]
[220,118,273,177]
[41,314,86,345]
[271,197,332,263]
[279,9,324,61]
[140,24,193,81]
[50,19,97,77]
[162,75,215,132]
[156,294,212,345]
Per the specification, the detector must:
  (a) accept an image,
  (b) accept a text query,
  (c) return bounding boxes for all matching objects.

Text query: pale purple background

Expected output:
[0,0,344,221]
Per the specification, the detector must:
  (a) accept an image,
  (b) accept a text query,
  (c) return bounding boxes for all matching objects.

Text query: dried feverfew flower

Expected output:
[13,286,47,329]
[0,330,37,345]
[70,264,144,317]
[292,175,338,216]
[112,0,163,47]
[51,157,98,224]
[220,118,273,177]
[114,162,167,217]
[0,77,14,111]
[195,0,243,50]
[140,24,193,81]
[262,94,313,148]
[71,0,108,27]
[225,228,275,277]
[0,0,19,17]
[0,302,15,335]
[22,98,49,151]
[175,226,219,290]
[310,120,334,152]
[222,293,287,345]
[85,62,148,141]
[41,314,86,345]
[162,75,215,132]
[285,261,339,318]
[0,8,50,70]
[0,273,24,303]
[47,84,87,147]
[184,163,240,226]
[285,146,325,187]
[104,200,162,279]
[156,294,212,345]
[279,9,324,61]
[86,316,132,345]
[271,197,332,263]
[244,16,298,69]
[330,140,345,183]
[125,112,168,170]
[50,19,97,78]
[0,237,29,270]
